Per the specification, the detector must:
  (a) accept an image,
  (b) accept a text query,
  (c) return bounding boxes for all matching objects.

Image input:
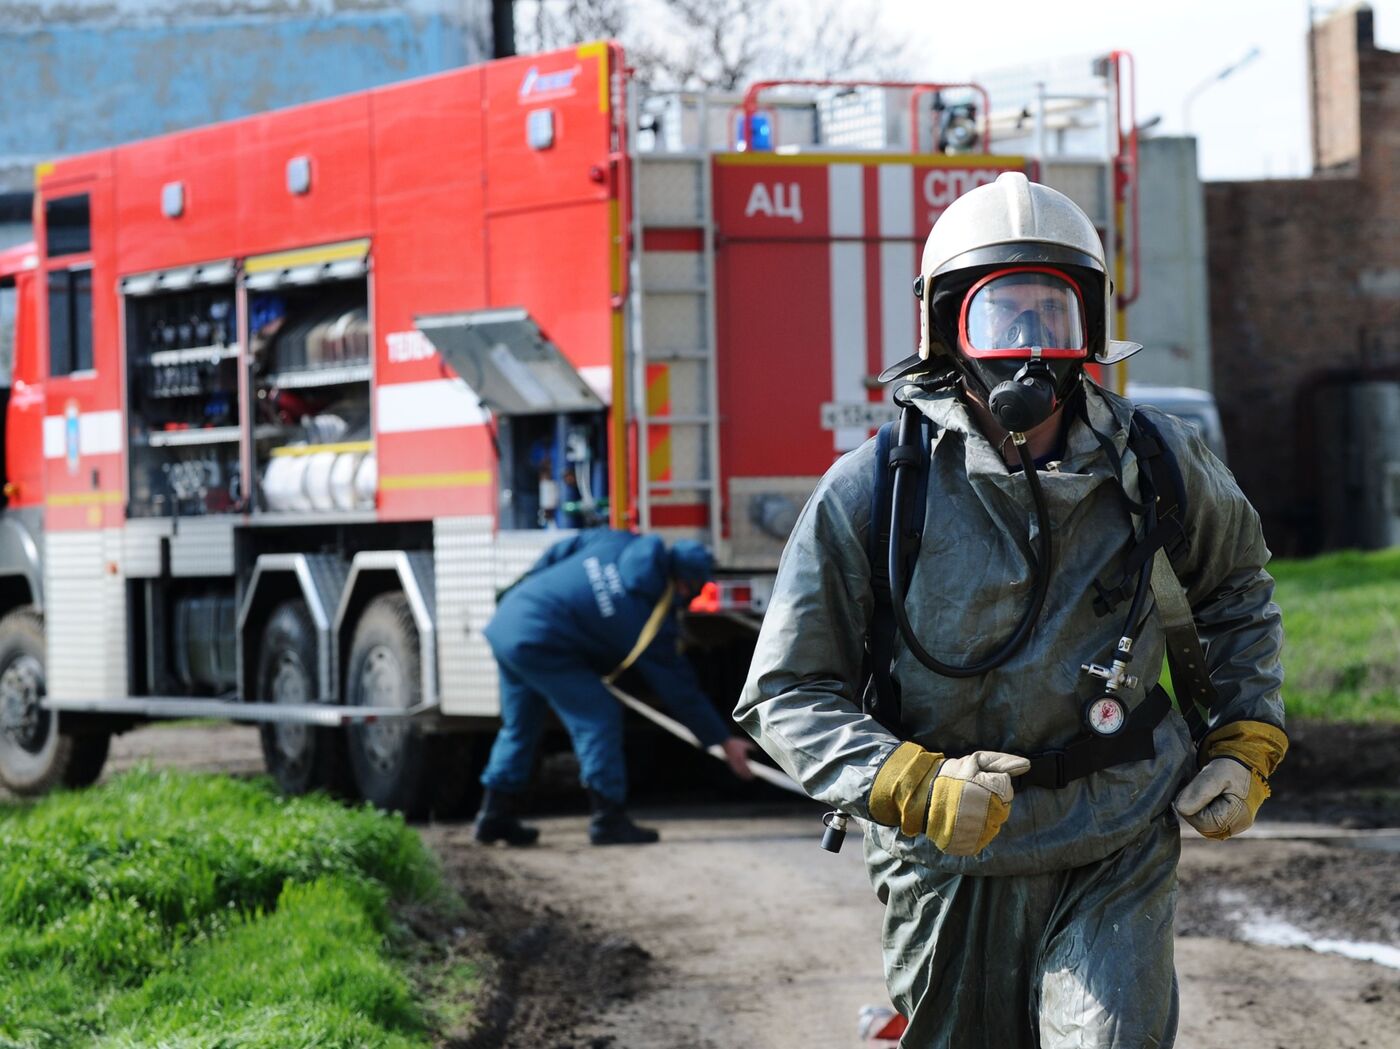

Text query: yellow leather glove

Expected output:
[1175,720,1288,841]
[870,741,1031,856]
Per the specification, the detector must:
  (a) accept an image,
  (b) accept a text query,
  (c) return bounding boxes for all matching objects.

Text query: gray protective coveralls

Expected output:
[735,381,1285,1047]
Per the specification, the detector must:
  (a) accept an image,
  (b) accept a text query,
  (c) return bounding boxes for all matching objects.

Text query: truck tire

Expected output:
[0,607,111,795]
[255,600,354,798]
[345,593,427,816]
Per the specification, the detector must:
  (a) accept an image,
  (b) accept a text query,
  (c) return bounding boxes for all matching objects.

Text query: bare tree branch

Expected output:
[515,0,913,91]
[515,0,630,52]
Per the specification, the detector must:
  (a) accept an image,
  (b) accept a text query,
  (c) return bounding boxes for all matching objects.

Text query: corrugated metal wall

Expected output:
[45,529,127,700]
[0,0,489,193]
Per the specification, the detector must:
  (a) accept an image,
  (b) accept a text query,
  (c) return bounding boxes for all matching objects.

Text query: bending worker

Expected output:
[736,172,1286,1046]
[477,529,753,847]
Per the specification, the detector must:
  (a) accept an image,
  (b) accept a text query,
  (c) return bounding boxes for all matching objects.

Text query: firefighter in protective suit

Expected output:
[736,172,1286,1047]
[477,530,753,846]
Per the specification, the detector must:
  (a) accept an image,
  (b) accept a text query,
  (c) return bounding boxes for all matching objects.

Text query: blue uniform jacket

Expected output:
[484,530,731,748]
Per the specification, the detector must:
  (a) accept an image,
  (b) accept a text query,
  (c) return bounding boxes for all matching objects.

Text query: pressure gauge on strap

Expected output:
[1084,695,1127,737]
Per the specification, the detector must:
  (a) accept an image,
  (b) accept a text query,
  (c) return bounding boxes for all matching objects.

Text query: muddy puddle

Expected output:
[1179,819,1400,981]
[1237,913,1400,970]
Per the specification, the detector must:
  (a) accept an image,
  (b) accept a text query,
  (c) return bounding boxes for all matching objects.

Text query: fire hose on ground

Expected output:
[601,682,807,797]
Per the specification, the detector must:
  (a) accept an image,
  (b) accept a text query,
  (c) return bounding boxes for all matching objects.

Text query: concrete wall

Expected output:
[1126,136,1213,392]
[0,0,490,193]
[1206,3,1400,555]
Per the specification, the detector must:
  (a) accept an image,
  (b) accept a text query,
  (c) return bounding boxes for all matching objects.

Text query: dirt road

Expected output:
[27,723,1400,1048]
[425,802,1400,1049]
[104,721,265,779]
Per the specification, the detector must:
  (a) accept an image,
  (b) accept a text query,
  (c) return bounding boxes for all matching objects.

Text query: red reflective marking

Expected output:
[642,228,704,252]
[863,166,882,401]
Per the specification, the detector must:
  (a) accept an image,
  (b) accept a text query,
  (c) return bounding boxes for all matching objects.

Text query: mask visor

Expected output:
[958,268,1088,360]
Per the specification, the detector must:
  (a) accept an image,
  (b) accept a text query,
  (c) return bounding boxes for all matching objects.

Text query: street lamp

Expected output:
[1182,46,1262,133]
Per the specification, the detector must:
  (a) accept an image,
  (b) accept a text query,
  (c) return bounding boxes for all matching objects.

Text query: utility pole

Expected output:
[493,0,516,58]
[1182,46,1262,134]
[1307,1,1319,172]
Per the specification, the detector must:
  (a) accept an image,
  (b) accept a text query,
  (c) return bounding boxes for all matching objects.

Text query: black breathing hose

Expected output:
[887,409,1054,678]
[1113,470,1158,659]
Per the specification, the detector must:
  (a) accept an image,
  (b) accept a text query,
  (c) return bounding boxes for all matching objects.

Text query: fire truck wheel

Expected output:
[255,600,354,798]
[0,607,110,795]
[345,592,428,817]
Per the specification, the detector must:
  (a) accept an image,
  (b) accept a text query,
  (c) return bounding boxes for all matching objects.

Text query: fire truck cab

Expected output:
[0,44,1136,815]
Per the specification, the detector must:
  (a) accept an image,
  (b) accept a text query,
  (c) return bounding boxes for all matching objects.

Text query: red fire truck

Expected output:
[0,44,1137,814]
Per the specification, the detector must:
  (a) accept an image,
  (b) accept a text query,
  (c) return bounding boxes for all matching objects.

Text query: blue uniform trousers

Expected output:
[480,644,628,804]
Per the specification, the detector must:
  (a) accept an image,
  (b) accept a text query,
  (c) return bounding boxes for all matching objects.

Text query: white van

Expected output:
[1125,384,1227,463]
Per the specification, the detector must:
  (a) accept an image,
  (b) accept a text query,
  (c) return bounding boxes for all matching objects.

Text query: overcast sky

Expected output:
[884,0,1400,181]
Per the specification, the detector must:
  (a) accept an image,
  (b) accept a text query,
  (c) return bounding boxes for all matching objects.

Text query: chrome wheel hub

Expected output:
[358,645,407,774]
[270,652,310,761]
[0,655,47,751]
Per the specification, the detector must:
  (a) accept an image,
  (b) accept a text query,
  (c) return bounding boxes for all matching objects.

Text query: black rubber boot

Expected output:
[473,789,540,846]
[588,789,659,846]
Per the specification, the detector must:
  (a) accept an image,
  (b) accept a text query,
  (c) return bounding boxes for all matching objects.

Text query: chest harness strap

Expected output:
[1020,685,1171,789]
[603,582,674,685]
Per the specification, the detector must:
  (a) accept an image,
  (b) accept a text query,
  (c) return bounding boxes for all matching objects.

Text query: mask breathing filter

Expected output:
[987,359,1060,433]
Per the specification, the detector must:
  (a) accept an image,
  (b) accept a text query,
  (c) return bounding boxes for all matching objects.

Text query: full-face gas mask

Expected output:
[956,267,1089,433]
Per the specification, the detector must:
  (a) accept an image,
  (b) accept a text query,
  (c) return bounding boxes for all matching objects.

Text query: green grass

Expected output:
[0,768,470,1048]
[1270,547,1400,723]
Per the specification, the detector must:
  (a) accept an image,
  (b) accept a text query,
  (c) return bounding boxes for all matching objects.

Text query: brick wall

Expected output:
[1206,178,1359,553]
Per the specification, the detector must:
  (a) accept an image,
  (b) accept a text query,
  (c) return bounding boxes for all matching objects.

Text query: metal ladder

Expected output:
[630,144,723,552]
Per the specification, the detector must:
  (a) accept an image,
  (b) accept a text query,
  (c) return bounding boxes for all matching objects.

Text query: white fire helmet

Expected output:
[915,171,1141,366]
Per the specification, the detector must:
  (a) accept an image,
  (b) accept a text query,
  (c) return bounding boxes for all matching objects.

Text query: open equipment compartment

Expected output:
[415,306,610,530]
[246,241,374,515]
[496,410,609,530]
[123,261,242,518]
